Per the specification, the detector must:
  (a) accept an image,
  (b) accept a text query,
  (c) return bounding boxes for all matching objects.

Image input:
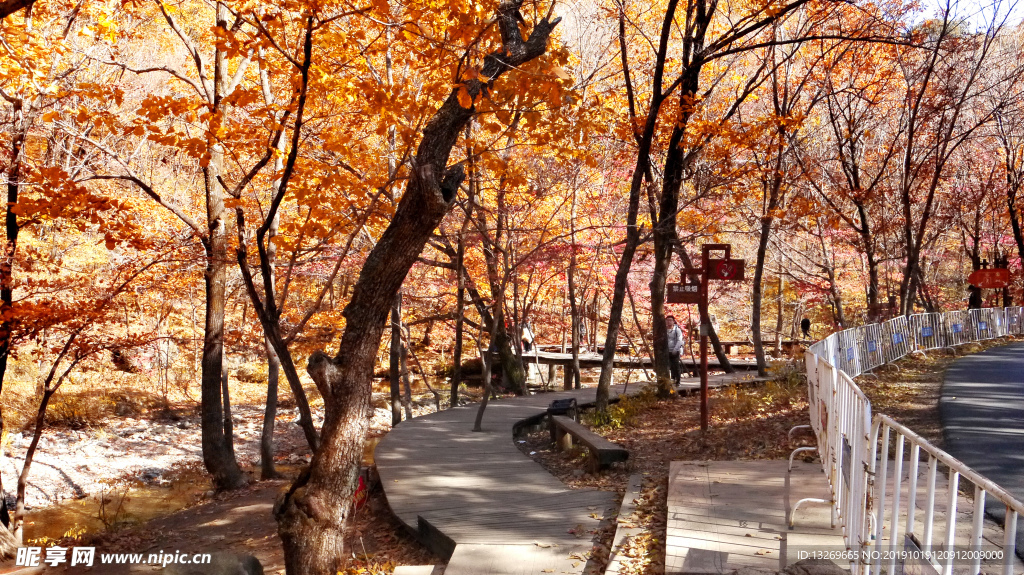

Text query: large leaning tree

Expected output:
[273,1,561,572]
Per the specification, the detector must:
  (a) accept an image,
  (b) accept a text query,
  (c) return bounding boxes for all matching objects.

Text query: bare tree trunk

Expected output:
[650,113,693,398]
[221,370,236,461]
[450,207,469,406]
[567,193,582,390]
[474,319,500,431]
[200,204,244,490]
[0,101,27,516]
[774,272,784,357]
[859,205,881,316]
[198,1,245,491]
[400,330,413,421]
[389,292,403,426]
[261,340,282,479]
[275,8,560,571]
[751,216,773,377]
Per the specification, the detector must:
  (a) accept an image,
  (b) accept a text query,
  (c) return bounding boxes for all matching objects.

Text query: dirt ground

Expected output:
[0,474,438,574]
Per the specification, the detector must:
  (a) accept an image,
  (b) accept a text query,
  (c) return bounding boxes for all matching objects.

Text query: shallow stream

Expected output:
[25,436,380,544]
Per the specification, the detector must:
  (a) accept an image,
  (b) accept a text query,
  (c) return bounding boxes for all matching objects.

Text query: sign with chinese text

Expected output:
[967,268,1010,289]
[667,282,701,304]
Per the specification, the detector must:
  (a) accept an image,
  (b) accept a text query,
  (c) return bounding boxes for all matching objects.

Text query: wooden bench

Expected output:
[548,415,628,472]
[716,339,809,355]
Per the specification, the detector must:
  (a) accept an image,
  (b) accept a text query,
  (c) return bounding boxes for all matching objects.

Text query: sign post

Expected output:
[669,244,744,431]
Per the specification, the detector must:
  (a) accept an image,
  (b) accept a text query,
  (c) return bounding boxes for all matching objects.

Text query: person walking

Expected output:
[521,322,535,352]
[666,315,685,387]
[800,317,811,339]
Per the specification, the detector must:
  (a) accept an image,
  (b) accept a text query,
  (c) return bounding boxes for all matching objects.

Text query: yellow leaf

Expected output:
[456,84,472,109]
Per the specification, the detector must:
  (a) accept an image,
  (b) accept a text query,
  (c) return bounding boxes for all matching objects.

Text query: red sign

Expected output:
[968,268,1010,289]
[667,282,701,304]
[708,259,745,281]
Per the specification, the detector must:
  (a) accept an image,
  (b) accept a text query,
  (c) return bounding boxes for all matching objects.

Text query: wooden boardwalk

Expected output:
[376,376,765,575]
[516,350,758,371]
[376,385,628,574]
[515,350,758,389]
[667,460,844,574]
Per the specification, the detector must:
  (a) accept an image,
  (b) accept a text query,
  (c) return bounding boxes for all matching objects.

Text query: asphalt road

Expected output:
[941,341,1024,560]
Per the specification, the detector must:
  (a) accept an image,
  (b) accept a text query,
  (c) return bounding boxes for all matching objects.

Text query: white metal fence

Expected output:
[794,351,873,551]
[796,307,1022,575]
[870,415,1023,575]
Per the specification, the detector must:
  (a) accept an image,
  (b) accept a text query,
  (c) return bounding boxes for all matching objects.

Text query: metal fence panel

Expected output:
[910,313,946,352]
[856,324,885,372]
[836,328,863,377]
[1007,307,1024,336]
[942,310,970,347]
[995,308,1009,337]
[971,308,996,341]
[882,315,912,363]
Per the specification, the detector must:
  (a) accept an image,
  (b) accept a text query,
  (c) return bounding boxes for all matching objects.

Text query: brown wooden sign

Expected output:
[968,268,1010,289]
[707,258,745,281]
[667,282,701,304]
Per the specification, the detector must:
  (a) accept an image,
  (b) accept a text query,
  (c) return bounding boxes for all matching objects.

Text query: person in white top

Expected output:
[666,315,684,386]
[521,322,535,352]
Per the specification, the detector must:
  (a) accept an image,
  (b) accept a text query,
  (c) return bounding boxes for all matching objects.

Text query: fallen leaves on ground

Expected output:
[856,338,1017,446]
[520,368,811,575]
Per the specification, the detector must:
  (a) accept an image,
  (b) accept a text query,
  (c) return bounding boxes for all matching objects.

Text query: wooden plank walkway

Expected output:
[516,350,758,371]
[376,385,629,573]
[376,375,764,575]
[667,460,844,575]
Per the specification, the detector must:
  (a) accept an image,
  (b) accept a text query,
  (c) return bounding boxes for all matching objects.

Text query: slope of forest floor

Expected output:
[0,381,474,543]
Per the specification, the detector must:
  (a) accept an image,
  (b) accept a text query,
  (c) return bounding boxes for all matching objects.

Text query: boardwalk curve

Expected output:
[375,385,632,574]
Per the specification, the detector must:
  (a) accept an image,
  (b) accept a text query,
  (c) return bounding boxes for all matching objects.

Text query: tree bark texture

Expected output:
[200,167,245,490]
[751,215,774,377]
[198,1,245,491]
[0,0,34,19]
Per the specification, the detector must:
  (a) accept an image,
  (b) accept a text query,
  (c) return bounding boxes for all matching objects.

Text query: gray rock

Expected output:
[163,552,263,575]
